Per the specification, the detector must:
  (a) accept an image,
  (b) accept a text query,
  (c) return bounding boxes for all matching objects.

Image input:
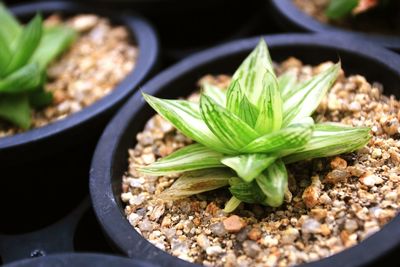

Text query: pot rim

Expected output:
[90,34,400,267]
[3,252,156,267]
[0,1,159,152]
[270,0,400,50]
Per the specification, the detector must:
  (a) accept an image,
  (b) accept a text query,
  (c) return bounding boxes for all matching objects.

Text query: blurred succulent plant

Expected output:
[326,0,389,19]
[0,3,76,129]
[139,39,371,212]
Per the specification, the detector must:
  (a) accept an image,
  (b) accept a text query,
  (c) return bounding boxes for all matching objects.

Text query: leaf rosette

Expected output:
[139,39,371,211]
[0,3,76,129]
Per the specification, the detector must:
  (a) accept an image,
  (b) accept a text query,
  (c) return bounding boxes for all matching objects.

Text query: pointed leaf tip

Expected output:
[142,93,235,154]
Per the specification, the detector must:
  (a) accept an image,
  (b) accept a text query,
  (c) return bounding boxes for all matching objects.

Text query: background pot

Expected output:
[3,253,157,267]
[90,34,400,267]
[78,0,276,63]
[0,1,159,234]
[268,0,400,52]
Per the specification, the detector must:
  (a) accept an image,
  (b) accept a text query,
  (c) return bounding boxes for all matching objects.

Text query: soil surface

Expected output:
[0,14,138,137]
[122,58,400,266]
[293,0,400,36]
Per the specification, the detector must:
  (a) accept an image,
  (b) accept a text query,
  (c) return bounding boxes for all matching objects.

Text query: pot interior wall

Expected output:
[110,43,400,212]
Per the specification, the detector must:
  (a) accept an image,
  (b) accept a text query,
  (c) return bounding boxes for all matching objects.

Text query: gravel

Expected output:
[0,14,138,137]
[121,58,400,266]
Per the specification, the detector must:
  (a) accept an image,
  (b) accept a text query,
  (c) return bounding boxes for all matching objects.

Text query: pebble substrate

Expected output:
[122,58,400,266]
[0,14,138,137]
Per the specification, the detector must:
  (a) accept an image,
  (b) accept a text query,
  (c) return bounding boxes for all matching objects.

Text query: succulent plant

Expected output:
[0,3,76,129]
[139,39,371,212]
[326,0,389,19]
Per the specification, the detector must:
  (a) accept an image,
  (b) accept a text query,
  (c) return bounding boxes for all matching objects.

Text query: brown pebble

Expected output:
[330,157,347,170]
[161,216,171,227]
[247,227,262,241]
[223,215,246,233]
[302,186,320,209]
[205,202,219,216]
[324,169,350,184]
[340,230,350,244]
[193,217,201,226]
[310,208,328,221]
[320,224,331,236]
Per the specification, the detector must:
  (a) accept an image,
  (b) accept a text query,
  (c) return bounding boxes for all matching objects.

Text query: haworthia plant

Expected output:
[0,3,76,129]
[139,39,371,211]
[325,0,387,19]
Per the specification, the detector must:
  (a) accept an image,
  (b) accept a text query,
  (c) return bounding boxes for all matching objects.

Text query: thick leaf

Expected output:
[256,159,288,207]
[229,177,267,205]
[223,196,242,213]
[326,0,358,19]
[232,39,275,105]
[138,143,225,175]
[0,33,12,74]
[0,3,21,44]
[143,93,234,154]
[202,82,226,106]
[283,63,340,126]
[254,72,283,134]
[0,63,42,93]
[221,154,276,182]
[200,94,259,151]
[30,25,76,70]
[3,14,43,77]
[29,89,53,108]
[284,123,371,163]
[278,69,299,101]
[0,94,31,129]
[241,117,314,154]
[158,169,232,200]
[225,80,259,127]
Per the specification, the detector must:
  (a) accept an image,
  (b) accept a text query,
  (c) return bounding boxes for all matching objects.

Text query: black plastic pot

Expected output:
[0,1,158,234]
[90,34,400,267]
[268,0,400,52]
[88,0,274,63]
[3,253,157,267]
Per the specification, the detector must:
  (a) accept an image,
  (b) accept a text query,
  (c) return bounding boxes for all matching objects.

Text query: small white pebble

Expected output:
[121,192,133,202]
[128,213,141,226]
[206,246,223,256]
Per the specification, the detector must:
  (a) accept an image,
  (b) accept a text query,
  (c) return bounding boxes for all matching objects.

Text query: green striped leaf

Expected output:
[31,25,76,70]
[229,177,267,205]
[0,33,12,74]
[0,94,31,129]
[241,117,314,154]
[138,143,224,175]
[221,154,276,182]
[0,63,42,93]
[254,71,283,134]
[0,2,22,45]
[143,93,234,154]
[232,39,275,105]
[202,82,226,106]
[283,63,340,126]
[223,196,242,213]
[256,159,288,207]
[284,123,371,163]
[226,80,259,127]
[200,94,259,151]
[278,69,299,101]
[2,14,43,77]
[158,169,232,200]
